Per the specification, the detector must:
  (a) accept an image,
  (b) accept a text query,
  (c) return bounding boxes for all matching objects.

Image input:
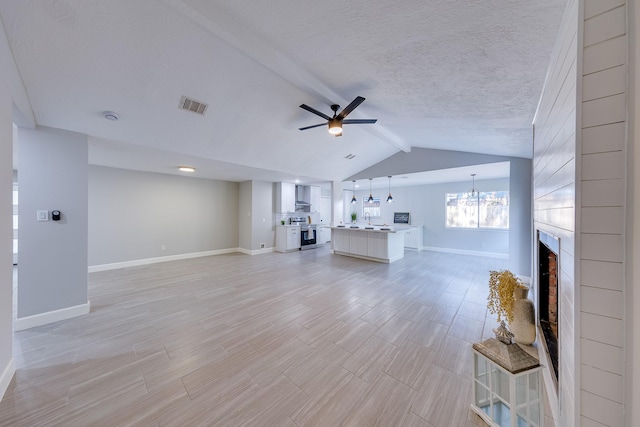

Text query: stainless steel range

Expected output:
[300,225,317,250]
[291,217,317,250]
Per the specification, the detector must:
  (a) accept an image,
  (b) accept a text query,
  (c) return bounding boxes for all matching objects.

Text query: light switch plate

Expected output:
[37,210,48,221]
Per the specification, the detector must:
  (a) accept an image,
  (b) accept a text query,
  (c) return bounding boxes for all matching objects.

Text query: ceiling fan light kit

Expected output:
[298,96,377,137]
[328,118,342,135]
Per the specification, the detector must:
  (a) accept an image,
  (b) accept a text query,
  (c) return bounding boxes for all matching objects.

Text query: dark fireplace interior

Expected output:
[538,236,559,386]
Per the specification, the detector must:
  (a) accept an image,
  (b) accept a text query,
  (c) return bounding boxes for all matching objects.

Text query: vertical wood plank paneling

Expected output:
[532,0,579,424]
[580,0,627,423]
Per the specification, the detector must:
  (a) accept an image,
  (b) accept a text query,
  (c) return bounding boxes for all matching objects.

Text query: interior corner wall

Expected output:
[88,166,239,266]
[332,180,344,226]
[238,181,252,250]
[0,73,14,400]
[17,126,88,319]
[509,158,532,276]
[250,180,274,250]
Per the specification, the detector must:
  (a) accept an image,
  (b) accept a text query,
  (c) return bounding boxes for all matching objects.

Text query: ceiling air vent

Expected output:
[344,154,356,160]
[179,96,208,116]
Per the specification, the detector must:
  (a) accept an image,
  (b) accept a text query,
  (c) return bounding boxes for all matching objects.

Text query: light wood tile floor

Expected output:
[2,248,553,426]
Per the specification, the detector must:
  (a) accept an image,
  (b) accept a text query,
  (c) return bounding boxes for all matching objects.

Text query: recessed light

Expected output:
[103,111,119,121]
[178,166,195,172]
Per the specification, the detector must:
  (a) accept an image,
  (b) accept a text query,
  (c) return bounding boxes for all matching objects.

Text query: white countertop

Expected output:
[332,225,394,233]
[331,224,418,233]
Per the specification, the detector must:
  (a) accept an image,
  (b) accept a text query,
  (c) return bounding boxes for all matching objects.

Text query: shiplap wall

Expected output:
[534,0,629,426]
[532,0,578,424]
[579,1,627,426]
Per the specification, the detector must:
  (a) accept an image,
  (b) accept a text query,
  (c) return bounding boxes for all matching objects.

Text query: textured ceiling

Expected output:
[0,0,566,184]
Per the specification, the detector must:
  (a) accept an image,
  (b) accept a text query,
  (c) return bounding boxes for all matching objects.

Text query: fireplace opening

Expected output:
[538,233,559,386]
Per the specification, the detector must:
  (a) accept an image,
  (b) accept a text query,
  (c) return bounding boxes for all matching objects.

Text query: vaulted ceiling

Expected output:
[1,0,566,184]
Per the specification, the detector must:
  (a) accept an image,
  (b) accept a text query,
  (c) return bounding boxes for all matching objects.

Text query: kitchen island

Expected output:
[331,225,406,263]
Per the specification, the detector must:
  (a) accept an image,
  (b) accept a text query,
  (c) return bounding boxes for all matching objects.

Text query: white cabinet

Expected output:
[332,228,350,252]
[287,227,301,250]
[367,233,388,259]
[276,226,300,252]
[404,226,423,250]
[310,186,321,212]
[316,226,324,245]
[317,226,329,245]
[276,182,295,213]
[332,227,405,263]
[349,231,369,256]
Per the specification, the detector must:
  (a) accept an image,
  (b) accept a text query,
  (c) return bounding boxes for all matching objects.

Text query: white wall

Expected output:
[509,158,533,276]
[238,181,252,250]
[17,126,89,321]
[250,180,274,250]
[350,178,510,257]
[88,165,239,266]
[0,55,14,401]
[0,9,34,399]
[532,0,578,424]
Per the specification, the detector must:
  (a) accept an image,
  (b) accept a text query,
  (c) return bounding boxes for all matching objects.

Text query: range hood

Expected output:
[295,185,311,207]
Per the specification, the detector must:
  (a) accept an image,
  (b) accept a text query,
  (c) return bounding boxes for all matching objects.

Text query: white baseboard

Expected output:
[237,247,274,256]
[0,358,15,402]
[88,248,242,273]
[14,301,91,331]
[422,246,508,259]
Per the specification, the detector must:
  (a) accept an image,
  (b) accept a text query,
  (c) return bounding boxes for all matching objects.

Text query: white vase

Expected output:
[510,287,536,345]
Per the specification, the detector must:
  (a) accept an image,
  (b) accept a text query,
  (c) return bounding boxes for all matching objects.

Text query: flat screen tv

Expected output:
[393,212,410,224]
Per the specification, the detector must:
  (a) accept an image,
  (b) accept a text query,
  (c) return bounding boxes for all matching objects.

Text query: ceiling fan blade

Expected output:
[342,119,377,124]
[299,104,331,121]
[298,123,326,131]
[337,96,365,119]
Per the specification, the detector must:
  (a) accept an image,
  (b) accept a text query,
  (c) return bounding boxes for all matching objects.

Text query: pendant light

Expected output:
[351,180,357,204]
[386,176,394,203]
[366,178,374,203]
[467,173,479,198]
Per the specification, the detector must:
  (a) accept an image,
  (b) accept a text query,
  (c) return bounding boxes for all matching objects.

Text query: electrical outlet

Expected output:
[260,243,265,249]
[161,245,166,251]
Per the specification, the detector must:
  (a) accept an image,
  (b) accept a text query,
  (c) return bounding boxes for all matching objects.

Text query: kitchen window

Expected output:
[445,191,509,229]
[363,197,381,218]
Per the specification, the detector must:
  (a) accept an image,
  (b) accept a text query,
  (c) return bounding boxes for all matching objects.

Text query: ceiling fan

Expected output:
[298,96,377,137]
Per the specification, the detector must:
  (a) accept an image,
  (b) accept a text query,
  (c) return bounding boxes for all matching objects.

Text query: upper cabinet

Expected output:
[276,182,295,213]
[277,183,322,214]
[310,186,320,212]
